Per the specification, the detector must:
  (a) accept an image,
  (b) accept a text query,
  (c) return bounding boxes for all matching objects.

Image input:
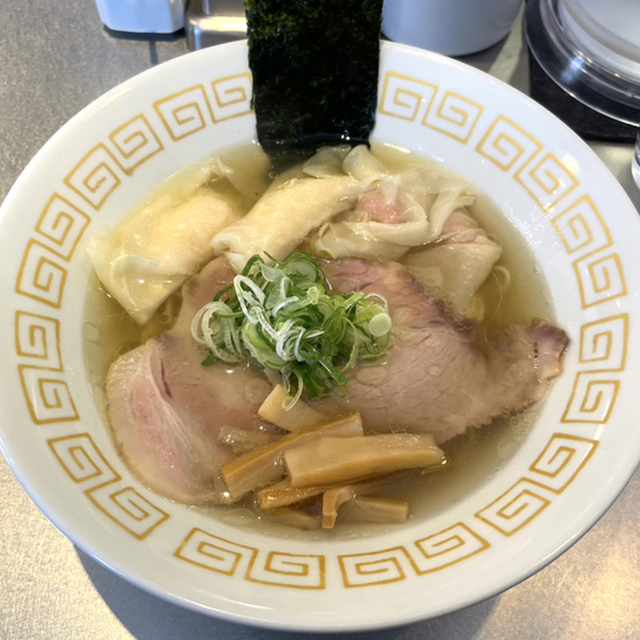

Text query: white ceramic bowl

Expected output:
[1,40,640,632]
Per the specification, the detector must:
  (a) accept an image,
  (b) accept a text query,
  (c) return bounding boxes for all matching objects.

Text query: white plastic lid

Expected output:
[525,0,640,125]
[560,0,640,82]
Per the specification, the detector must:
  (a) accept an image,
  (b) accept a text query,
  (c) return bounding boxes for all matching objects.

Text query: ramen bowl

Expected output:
[1,40,639,632]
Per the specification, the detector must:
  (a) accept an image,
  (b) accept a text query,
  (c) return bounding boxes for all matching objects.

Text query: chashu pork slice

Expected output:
[322,258,569,444]
[106,259,272,504]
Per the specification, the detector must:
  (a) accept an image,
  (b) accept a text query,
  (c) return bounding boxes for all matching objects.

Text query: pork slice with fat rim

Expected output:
[106,258,272,504]
[321,257,568,444]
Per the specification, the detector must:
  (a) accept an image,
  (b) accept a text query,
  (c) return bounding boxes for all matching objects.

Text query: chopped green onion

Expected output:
[368,312,392,337]
[191,251,393,405]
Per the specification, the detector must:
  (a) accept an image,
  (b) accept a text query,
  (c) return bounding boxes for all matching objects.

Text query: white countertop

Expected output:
[2,3,640,638]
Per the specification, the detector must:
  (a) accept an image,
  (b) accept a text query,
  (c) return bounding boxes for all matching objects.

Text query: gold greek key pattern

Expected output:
[412,523,489,573]
[210,73,253,122]
[573,251,627,309]
[64,143,126,211]
[174,528,325,589]
[379,72,437,123]
[475,115,542,172]
[528,433,598,493]
[515,153,579,212]
[49,433,119,487]
[109,114,164,174]
[34,194,90,260]
[475,480,552,536]
[174,528,258,576]
[18,365,79,423]
[15,240,67,308]
[579,315,628,371]
[423,91,483,143]
[49,434,169,539]
[338,546,412,588]
[248,551,325,589]
[86,484,170,539]
[154,85,214,141]
[551,195,612,256]
[15,312,62,370]
[562,372,620,424]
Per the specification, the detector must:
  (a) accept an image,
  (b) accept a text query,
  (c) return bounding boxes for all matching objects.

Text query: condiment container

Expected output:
[95,0,186,33]
[382,0,524,56]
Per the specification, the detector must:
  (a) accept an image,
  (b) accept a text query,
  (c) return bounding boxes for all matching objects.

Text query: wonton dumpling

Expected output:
[88,156,247,324]
[301,145,352,178]
[310,146,474,261]
[211,173,361,271]
[312,221,409,262]
[404,210,502,319]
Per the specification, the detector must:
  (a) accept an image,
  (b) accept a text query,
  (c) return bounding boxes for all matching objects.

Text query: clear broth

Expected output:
[84,142,556,539]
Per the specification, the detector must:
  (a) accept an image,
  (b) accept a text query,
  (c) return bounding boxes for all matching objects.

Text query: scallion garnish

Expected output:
[191,252,392,407]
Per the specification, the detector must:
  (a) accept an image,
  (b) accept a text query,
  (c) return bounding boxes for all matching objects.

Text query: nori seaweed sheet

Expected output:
[246,0,383,158]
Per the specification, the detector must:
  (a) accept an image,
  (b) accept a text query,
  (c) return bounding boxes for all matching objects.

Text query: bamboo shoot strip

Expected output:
[267,508,321,530]
[284,434,445,488]
[245,0,384,155]
[257,480,326,510]
[221,412,363,495]
[340,496,409,525]
[257,474,393,510]
[258,384,327,432]
[322,486,357,529]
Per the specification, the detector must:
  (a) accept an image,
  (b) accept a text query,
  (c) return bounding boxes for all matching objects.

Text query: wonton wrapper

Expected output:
[310,146,474,261]
[404,210,502,319]
[211,173,362,271]
[88,155,253,324]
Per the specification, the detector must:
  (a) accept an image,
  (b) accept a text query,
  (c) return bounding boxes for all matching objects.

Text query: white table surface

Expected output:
[2,3,640,639]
